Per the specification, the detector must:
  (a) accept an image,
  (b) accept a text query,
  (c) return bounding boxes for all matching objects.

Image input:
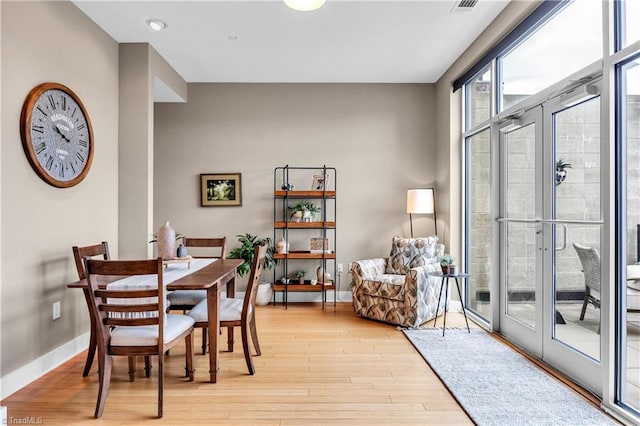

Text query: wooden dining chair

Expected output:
[73,242,151,378]
[188,243,267,375]
[72,242,111,377]
[84,258,195,418]
[167,236,227,353]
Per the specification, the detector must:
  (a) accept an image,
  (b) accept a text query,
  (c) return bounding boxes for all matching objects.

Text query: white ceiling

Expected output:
[72,0,509,84]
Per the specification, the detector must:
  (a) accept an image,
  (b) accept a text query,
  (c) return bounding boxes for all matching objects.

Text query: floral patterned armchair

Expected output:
[351,236,445,328]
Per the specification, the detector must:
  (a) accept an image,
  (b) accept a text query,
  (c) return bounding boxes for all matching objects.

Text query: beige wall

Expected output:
[154,83,438,290]
[1,0,119,379]
[119,44,187,260]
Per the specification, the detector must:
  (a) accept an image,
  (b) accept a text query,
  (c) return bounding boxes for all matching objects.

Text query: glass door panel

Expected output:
[542,92,603,394]
[505,121,538,329]
[621,57,640,413]
[466,128,492,320]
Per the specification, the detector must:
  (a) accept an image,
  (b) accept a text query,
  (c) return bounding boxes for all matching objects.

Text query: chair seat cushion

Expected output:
[110,314,194,347]
[188,297,244,322]
[167,289,206,307]
[361,274,406,301]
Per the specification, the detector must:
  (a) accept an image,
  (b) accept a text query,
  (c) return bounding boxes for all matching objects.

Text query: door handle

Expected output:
[555,224,568,251]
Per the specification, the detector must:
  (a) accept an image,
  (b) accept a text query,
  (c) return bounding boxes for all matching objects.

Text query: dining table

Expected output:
[67,257,243,383]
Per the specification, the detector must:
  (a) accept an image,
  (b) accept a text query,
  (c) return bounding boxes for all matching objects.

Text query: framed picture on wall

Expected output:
[200,173,242,207]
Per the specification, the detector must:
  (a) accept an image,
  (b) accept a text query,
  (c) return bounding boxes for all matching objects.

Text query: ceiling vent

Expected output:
[451,0,479,13]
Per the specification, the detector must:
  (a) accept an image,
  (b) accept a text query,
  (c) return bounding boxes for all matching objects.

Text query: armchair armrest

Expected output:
[405,263,444,327]
[352,258,387,281]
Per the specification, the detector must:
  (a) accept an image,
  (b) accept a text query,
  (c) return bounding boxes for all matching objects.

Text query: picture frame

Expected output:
[200,173,242,207]
[311,174,329,191]
[310,237,331,253]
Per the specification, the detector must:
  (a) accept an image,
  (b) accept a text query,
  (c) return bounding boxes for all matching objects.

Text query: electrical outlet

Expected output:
[337,263,344,274]
[52,301,61,320]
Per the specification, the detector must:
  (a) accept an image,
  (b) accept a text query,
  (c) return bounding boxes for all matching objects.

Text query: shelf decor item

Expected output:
[275,237,288,254]
[311,174,329,190]
[200,173,242,207]
[310,238,330,253]
[295,270,306,284]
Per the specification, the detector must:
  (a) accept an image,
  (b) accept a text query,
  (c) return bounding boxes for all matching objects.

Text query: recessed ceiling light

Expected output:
[284,0,325,12]
[146,19,167,31]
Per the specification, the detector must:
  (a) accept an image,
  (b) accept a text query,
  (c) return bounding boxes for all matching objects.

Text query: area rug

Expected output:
[403,328,616,426]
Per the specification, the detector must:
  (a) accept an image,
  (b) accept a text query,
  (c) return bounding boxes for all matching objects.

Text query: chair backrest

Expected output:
[573,242,601,292]
[183,237,227,259]
[72,242,110,280]
[242,244,268,317]
[85,258,165,349]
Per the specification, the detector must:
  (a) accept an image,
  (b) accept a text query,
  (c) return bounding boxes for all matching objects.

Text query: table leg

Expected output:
[206,285,219,382]
[435,276,445,329]
[454,278,471,333]
[226,274,236,352]
[82,288,97,376]
[442,278,449,337]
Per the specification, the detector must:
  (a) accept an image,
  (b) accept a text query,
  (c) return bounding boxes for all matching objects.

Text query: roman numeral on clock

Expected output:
[45,156,54,171]
[76,152,85,163]
[35,142,46,155]
[77,123,86,130]
[48,95,56,110]
[32,125,44,134]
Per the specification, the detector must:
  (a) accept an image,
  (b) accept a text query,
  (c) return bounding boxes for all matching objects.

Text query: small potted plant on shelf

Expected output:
[295,270,306,284]
[288,201,321,222]
[228,233,277,305]
[439,254,455,275]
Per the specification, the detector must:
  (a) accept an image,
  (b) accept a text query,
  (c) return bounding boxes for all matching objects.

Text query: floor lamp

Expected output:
[406,188,437,238]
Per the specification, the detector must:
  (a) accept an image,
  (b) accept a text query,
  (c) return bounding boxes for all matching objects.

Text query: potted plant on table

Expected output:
[228,233,277,305]
[295,270,306,284]
[439,254,455,275]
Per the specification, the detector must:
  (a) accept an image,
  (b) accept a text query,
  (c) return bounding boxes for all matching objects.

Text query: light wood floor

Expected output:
[0,303,601,425]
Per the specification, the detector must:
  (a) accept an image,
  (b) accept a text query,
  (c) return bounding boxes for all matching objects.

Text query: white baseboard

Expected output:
[0,332,89,400]
[268,290,352,304]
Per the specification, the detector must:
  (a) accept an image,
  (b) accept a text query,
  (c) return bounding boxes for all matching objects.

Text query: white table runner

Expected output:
[106,258,216,318]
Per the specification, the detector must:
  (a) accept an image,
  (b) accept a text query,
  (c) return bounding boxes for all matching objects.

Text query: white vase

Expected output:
[157,221,176,260]
[275,237,288,254]
[255,282,273,306]
[316,266,332,283]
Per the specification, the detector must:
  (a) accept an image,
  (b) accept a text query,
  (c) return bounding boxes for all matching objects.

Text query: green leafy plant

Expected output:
[439,254,455,266]
[228,233,277,277]
[287,201,320,218]
[556,159,573,171]
[148,232,183,244]
[295,270,306,278]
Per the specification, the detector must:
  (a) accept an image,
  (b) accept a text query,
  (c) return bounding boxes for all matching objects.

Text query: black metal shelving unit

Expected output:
[272,165,337,309]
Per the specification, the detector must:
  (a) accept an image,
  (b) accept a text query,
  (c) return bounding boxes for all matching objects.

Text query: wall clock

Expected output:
[20,82,94,188]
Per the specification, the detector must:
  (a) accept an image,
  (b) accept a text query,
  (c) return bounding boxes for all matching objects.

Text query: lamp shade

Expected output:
[284,0,326,11]
[407,188,435,214]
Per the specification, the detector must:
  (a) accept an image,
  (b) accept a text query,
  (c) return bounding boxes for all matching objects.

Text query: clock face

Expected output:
[20,83,94,188]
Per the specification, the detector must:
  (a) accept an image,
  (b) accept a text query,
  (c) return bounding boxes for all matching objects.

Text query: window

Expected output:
[619,0,640,49]
[465,67,492,130]
[499,0,602,111]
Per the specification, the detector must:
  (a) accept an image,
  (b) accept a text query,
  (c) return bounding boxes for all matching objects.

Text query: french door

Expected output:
[497,83,604,394]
